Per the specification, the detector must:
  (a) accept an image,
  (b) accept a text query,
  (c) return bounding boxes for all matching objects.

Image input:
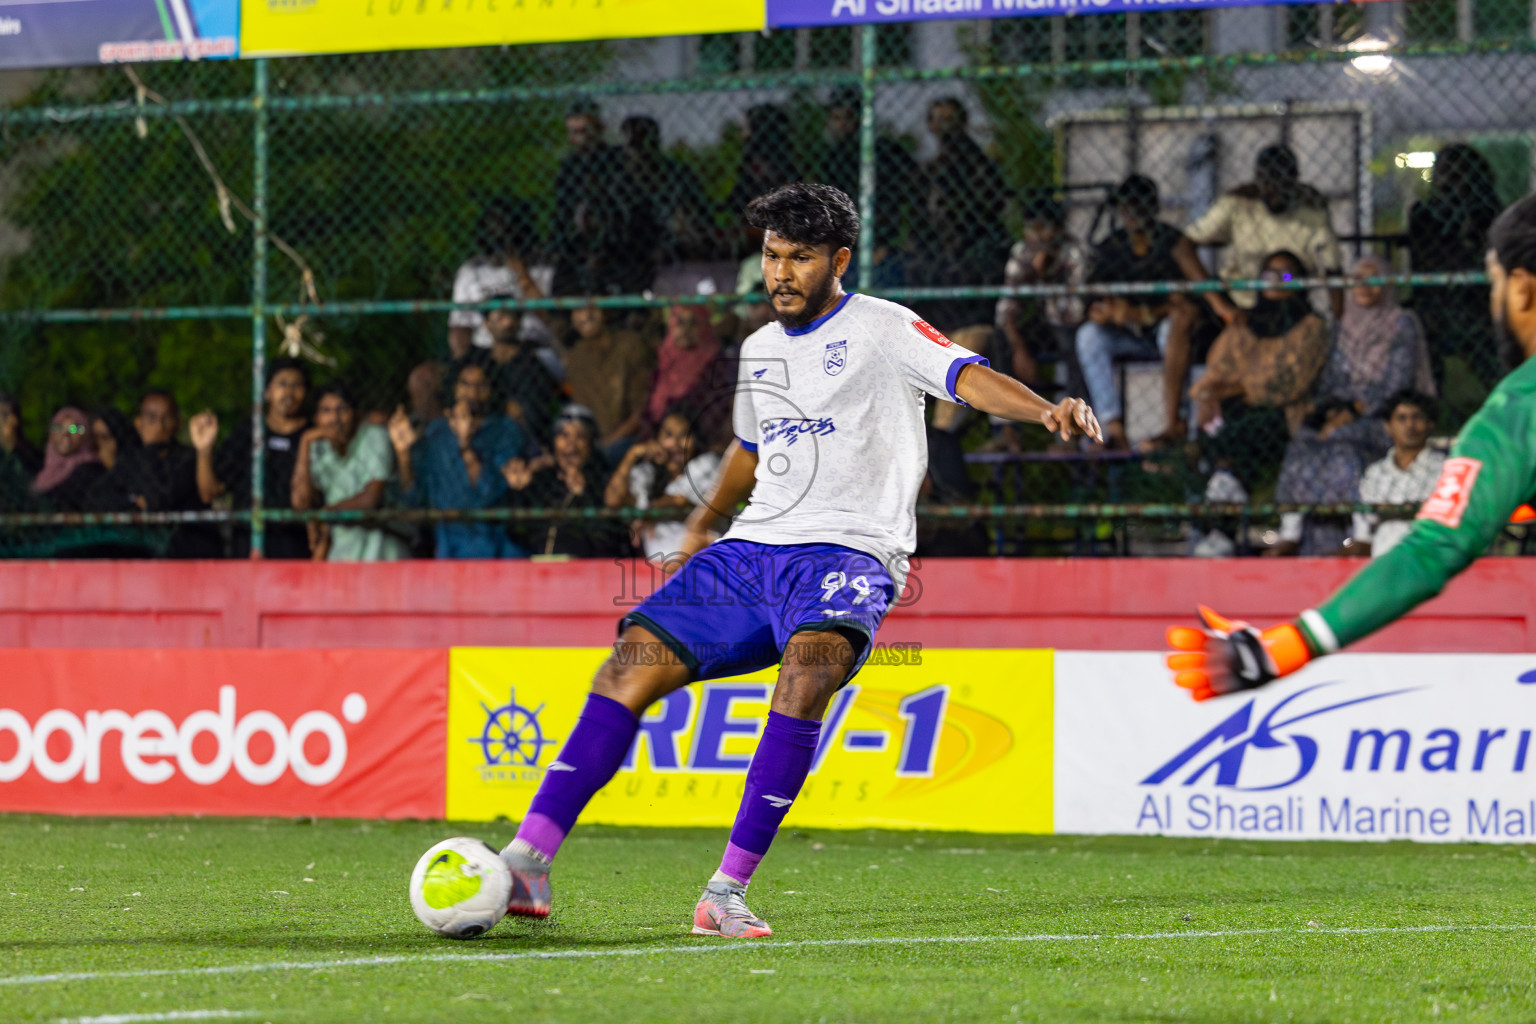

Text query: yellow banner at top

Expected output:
[242,0,765,57]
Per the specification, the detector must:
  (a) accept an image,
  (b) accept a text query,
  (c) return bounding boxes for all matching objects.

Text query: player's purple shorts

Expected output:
[619,539,897,683]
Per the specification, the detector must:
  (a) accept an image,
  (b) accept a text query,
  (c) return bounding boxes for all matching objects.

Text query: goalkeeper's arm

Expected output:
[1168,390,1536,699]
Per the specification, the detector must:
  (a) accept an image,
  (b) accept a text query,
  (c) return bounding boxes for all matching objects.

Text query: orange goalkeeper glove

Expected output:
[1165,605,1313,701]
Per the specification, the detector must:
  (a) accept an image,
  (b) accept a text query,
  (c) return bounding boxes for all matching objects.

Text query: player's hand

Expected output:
[1165,605,1312,701]
[1042,397,1102,443]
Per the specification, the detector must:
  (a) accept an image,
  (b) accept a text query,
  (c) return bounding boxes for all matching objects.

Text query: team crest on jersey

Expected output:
[912,320,953,347]
[823,339,847,376]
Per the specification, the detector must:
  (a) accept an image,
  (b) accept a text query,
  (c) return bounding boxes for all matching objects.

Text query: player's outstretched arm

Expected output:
[952,362,1103,442]
[671,439,758,570]
[1166,387,1536,700]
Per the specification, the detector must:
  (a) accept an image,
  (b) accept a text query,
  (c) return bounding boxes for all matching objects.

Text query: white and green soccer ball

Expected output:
[408,837,513,939]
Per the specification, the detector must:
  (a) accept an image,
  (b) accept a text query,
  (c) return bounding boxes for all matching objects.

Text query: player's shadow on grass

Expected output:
[3,927,705,955]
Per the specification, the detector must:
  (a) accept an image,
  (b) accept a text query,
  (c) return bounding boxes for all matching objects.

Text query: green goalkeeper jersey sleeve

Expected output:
[1299,356,1536,655]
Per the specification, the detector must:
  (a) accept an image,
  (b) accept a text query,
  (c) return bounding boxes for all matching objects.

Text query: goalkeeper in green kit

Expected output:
[1168,194,1536,700]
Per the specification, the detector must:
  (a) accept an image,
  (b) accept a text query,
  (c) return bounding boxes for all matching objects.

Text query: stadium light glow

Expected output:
[1348,36,1394,75]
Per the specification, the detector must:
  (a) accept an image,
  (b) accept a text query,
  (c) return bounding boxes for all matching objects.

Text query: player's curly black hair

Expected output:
[1490,193,1536,275]
[746,183,860,254]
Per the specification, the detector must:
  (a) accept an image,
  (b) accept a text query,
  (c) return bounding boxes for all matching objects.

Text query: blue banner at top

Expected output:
[768,0,1307,28]
[0,0,238,70]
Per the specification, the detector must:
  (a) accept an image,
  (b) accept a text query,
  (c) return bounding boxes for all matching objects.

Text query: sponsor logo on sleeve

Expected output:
[911,320,953,347]
[1417,456,1482,529]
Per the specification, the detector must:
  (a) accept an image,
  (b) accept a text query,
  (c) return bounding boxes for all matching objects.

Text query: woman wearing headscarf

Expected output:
[642,305,726,446]
[1269,255,1437,554]
[1316,254,1435,416]
[32,407,106,512]
[1190,250,1331,498]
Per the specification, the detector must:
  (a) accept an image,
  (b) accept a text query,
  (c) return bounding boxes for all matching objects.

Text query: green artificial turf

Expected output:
[2,815,1535,1023]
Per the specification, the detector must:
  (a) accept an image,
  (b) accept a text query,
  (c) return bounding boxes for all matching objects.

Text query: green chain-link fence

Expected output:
[0,9,1531,560]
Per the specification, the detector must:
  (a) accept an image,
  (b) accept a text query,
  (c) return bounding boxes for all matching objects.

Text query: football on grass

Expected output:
[408,837,513,938]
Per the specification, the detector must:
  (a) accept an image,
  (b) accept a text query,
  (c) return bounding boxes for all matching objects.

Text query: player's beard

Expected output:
[773,268,839,331]
[1495,298,1527,373]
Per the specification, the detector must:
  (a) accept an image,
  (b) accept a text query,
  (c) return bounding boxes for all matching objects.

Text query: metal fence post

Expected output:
[251,58,269,558]
[857,25,876,293]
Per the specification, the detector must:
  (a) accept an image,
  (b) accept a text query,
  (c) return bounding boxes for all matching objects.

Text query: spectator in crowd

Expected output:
[728,105,801,230]
[913,97,1011,332]
[1192,250,1331,498]
[1077,176,1241,450]
[1408,143,1504,390]
[1268,255,1436,554]
[0,392,40,472]
[32,407,104,512]
[486,301,563,446]
[732,226,776,340]
[90,389,219,558]
[1185,144,1344,318]
[389,360,530,559]
[1268,397,1373,555]
[1317,255,1436,413]
[0,392,41,508]
[818,86,918,286]
[562,302,654,462]
[503,404,620,557]
[605,405,721,563]
[642,305,727,444]
[997,193,1089,390]
[291,380,407,562]
[449,197,552,359]
[1351,390,1444,558]
[617,115,719,291]
[89,406,137,474]
[406,362,446,431]
[187,357,312,559]
[551,101,628,297]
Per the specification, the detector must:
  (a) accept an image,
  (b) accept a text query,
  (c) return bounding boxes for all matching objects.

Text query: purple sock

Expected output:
[514,693,639,862]
[720,710,823,885]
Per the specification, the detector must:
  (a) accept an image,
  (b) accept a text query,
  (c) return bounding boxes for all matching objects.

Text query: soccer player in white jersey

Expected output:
[500,183,1100,937]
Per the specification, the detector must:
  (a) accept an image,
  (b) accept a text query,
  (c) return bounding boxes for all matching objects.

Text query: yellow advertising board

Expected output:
[447,647,1052,834]
[242,0,764,57]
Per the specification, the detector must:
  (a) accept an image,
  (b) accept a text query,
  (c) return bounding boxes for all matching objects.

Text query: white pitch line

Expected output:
[58,1013,257,1024]
[8,923,1534,990]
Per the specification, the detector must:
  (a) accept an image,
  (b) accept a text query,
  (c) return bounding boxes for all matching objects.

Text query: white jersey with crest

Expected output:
[723,292,987,583]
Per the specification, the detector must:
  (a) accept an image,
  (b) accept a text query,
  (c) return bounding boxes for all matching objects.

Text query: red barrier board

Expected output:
[0,649,446,818]
[3,558,1536,652]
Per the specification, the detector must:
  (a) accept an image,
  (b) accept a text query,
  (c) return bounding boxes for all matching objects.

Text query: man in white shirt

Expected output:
[1184,145,1344,319]
[1352,390,1444,557]
[447,199,554,358]
[497,183,1101,940]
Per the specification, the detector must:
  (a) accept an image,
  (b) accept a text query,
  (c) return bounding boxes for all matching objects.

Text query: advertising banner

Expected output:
[1056,652,1536,843]
[769,0,1322,29]
[447,647,1052,833]
[0,0,238,70]
[242,0,763,58]
[0,649,446,818]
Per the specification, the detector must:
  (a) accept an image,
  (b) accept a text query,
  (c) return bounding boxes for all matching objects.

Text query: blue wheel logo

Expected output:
[470,689,558,767]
